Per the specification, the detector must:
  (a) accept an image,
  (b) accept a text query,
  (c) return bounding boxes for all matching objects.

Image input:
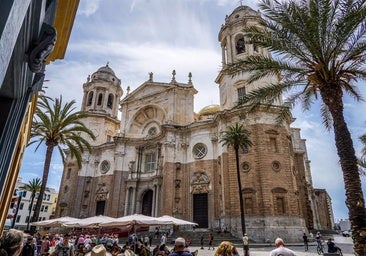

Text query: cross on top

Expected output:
[238,0,244,6]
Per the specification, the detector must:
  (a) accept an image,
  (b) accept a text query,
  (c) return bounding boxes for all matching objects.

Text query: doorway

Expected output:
[141,190,153,216]
[193,193,208,228]
[96,201,105,215]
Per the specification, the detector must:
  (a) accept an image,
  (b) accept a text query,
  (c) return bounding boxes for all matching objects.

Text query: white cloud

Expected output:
[78,0,102,16]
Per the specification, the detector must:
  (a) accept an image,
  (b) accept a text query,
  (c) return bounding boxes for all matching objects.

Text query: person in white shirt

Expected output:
[269,238,296,256]
[160,233,167,245]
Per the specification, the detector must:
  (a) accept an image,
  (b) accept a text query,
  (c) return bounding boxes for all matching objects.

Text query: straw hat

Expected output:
[85,245,112,256]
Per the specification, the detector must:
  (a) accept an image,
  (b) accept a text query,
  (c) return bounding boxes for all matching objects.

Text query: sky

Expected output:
[19,0,366,222]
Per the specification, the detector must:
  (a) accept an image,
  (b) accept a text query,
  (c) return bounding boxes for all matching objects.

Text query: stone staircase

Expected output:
[148,229,243,246]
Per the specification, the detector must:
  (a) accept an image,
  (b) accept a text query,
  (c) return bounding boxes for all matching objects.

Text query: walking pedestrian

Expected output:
[200,235,204,250]
[302,233,308,251]
[208,233,214,250]
[242,233,249,256]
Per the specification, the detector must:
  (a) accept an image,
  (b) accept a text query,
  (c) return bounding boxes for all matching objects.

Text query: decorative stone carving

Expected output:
[191,171,210,194]
[96,183,109,201]
[27,23,56,73]
[128,161,136,172]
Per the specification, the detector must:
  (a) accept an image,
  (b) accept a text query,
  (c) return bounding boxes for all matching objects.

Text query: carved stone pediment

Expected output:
[190,171,210,194]
[96,183,109,201]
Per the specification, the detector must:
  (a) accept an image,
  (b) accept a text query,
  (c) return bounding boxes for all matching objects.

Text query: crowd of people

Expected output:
[0,228,344,256]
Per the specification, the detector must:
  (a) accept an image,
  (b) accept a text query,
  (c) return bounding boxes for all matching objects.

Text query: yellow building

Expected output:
[0,0,79,232]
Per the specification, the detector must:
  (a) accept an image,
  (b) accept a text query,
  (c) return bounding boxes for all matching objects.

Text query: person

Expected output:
[214,241,239,256]
[50,234,75,256]
[242,233,249,256]
[269,238,296,256]
[0,229,24,256]
[168,238,192,256]
[22,236,36,256]
[327,238,339,253]
[200,235,204,250]
[85,244,111,256]
[134,240,150,256]
[144,235,149,247]
[155,244,168,256]
[40,236,50,256]
[315,232,321,246]
[208,233,214,250]
[160,233,167,246]
[302,233,308,251]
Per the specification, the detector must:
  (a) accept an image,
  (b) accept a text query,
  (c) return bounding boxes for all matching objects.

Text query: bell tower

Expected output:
[215,6,281,110]
[80,64,123,146]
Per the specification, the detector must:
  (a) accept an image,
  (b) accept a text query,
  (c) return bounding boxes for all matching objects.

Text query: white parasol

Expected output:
[31,216,80,227]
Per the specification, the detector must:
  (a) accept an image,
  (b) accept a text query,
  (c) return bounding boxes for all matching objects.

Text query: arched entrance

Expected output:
[141,190,153,216]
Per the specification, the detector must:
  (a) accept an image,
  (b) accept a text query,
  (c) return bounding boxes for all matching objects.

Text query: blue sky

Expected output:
[19,0,366,222]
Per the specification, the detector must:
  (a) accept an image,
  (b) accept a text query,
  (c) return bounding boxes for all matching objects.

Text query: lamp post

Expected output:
[11,191,23,228]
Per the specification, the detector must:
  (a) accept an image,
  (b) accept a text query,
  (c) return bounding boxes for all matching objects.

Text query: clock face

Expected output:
[100,160,110,174]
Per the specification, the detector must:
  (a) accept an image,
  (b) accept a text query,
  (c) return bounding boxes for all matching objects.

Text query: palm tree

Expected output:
[220,123,253,236]
[20,178,41,230]
[228,0,366,253]
[358,134,366,175]
[29,95,95,232]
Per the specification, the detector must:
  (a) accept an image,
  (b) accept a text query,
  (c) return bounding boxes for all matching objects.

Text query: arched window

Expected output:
[236,38,245,54]
[97,93,103,106]
[87,92,93,106]
[107,94,113,109]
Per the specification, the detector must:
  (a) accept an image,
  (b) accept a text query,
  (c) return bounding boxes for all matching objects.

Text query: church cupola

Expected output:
[81,64,123,118]
[218,5,267,66]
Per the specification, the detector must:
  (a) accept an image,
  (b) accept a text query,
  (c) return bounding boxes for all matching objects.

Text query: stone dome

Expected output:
[198,104,220,116]
[97,64,115,76]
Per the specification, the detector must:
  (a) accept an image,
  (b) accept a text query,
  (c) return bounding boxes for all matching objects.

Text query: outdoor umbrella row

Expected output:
[31,214,198,229]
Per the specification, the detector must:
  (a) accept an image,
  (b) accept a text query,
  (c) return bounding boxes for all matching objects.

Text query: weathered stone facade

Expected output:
[56,6,332,242]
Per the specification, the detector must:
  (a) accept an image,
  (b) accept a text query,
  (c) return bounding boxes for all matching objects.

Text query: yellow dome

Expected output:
[198,104,220,116]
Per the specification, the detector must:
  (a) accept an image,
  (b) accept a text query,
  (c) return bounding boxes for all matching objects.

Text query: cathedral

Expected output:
[56,6,333,242]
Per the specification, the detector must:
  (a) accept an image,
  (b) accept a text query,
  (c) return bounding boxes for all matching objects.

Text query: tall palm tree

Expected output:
[20,178,41,230]
[29,95,95,232]
[228,0,366,253]
[220,123,253,236]
[358,134,366,175]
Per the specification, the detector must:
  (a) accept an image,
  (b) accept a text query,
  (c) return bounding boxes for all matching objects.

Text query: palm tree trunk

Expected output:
[27,195,35,230]
[322,87,366,255]
[30,144,54,234]
[235,147,246,236]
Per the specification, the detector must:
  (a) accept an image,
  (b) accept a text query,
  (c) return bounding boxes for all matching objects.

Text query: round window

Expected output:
[100,160,110,174]
[241,162,251,172]
[193,143,207,159]
[148,127,157,136]
[272,161,281,172]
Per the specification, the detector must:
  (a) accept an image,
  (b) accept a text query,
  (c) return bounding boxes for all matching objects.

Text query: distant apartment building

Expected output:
[6,178,58,230]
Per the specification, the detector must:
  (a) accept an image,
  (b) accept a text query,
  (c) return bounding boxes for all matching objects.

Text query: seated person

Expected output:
[327,238,337,253]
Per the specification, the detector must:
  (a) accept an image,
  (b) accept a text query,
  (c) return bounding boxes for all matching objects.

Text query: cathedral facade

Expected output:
[56,6,330,242]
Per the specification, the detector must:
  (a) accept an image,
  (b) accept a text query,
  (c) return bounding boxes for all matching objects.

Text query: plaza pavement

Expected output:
[187,246,353,256]
[185,235,354,256]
